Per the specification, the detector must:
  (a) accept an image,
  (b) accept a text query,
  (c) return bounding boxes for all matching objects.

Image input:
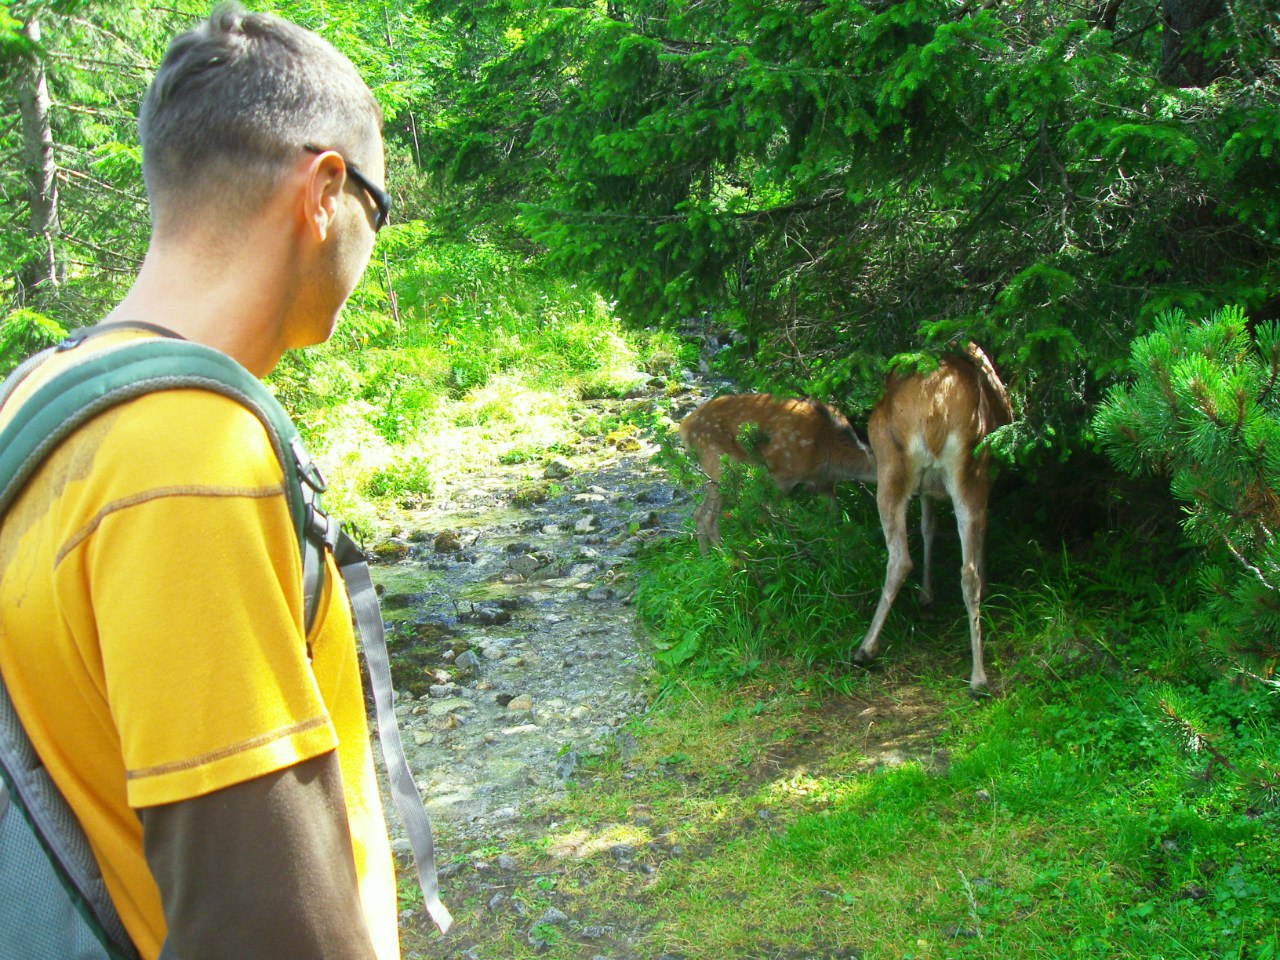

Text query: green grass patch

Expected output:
[406,477,1280,960]
[269,237,688,518]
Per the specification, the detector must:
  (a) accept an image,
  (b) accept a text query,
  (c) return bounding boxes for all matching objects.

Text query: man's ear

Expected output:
[302,150,345,241]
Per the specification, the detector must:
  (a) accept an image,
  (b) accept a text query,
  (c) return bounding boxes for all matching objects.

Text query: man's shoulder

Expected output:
[94,387,287,491]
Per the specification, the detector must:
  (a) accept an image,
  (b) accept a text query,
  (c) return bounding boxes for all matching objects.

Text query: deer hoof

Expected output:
[968,681,992,700]
[850,647,874,667]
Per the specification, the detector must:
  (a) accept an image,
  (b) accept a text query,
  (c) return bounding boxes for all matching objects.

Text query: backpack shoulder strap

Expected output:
[0,337,330,631]
[333,531,453,933]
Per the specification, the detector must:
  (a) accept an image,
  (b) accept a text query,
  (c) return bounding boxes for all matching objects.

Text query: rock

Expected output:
[630,510,661,529]
[370,540,410,563]
[496,693,516,707]
[433,529,462,553]
[496,854,518,872]
[454,650,481,670]
[536,907,569,925]
[487,893,506,912]
[464,606,512,626]
[507,695,534,711]
[574,515,597,534]
[505,541,534,554]
[502,724,540,736]
[427,698,474,717]
[609,844,634,862]
[617,731,638,762]
[413,730,432,746]
[569,705,591,720]
[613,436,641,452]
[543,457,573,479]
[586,587,614,602]
[555,750,579,781]
[509,554,545,577]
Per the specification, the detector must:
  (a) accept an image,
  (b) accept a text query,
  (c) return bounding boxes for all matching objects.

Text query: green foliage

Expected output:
[637,462,883,680]
[362,455,435,502]
[421,0,1280,460]
[0,308,66,374]
[626,489,1280,957]
[1094,306,1280,671]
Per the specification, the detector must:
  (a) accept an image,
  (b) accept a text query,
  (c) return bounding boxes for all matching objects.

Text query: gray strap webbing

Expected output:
[334,530,452,934]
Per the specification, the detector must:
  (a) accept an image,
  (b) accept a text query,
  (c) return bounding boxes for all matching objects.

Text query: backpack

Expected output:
[0,325,452,960]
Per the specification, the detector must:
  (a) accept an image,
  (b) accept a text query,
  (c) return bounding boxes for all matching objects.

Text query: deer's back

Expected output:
[869,352,1011,464]
[680,393,857,479]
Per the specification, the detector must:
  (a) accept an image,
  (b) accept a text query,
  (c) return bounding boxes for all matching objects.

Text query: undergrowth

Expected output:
[267,233,692,531]
[584,470,1280,959]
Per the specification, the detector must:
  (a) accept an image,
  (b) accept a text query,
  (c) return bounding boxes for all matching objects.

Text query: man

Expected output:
[0,5,397,958]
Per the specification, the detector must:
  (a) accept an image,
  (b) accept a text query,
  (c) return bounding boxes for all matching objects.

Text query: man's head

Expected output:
[139,3,382,229]
[137,4,385,352]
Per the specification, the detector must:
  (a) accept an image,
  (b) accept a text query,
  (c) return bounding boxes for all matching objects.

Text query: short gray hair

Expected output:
[139,2,382,220]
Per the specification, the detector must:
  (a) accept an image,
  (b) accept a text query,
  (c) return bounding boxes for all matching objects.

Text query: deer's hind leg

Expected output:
[949,458,992,695]
[919,494,937,607]
[853,458,917,667]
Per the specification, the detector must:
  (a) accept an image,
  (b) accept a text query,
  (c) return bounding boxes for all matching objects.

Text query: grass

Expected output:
[267,236,692,534]
[399,463,1280,960]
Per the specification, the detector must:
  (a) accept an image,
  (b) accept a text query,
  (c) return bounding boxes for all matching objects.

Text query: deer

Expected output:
[678,343,1013,694]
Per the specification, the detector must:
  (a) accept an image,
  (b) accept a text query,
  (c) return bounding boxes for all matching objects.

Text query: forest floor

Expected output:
[364,378,965,960]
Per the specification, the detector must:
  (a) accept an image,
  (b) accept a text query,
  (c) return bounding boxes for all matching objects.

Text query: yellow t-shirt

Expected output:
[0,331,399,960]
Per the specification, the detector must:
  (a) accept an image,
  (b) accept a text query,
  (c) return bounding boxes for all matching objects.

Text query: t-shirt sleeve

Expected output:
[56,390,339,808]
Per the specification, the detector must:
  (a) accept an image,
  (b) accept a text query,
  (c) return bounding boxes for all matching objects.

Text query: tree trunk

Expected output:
[16,17,62,298]
[1160,0,1226,87]
[1088,0,1124,31]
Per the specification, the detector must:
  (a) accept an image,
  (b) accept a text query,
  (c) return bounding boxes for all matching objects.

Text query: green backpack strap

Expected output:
[0,335,330,633]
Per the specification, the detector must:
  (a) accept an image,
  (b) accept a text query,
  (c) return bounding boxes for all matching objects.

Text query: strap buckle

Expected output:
[306,502,342,553]
[290,435,327,493]
[55,334,88,352]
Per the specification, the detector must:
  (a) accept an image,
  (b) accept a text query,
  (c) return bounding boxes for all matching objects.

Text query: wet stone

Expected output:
[543,457,573,479]
[433,530,462,553]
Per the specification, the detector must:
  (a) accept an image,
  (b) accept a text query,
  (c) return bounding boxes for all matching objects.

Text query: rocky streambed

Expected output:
[363,390,698,857]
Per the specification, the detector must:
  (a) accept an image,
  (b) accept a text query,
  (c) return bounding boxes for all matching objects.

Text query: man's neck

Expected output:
[105,238,297,377]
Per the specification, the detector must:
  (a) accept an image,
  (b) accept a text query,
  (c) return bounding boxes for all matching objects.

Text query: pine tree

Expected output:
[1094,305,1280,677]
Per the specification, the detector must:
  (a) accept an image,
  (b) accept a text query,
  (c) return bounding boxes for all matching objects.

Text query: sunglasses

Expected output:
[303,144,390,231]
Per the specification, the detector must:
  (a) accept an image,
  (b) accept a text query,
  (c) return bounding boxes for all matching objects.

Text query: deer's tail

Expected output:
[964,342,1014,428]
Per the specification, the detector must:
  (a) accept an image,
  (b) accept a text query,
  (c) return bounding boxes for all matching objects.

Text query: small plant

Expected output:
[396,876,423,912]
[362,456,435,502]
